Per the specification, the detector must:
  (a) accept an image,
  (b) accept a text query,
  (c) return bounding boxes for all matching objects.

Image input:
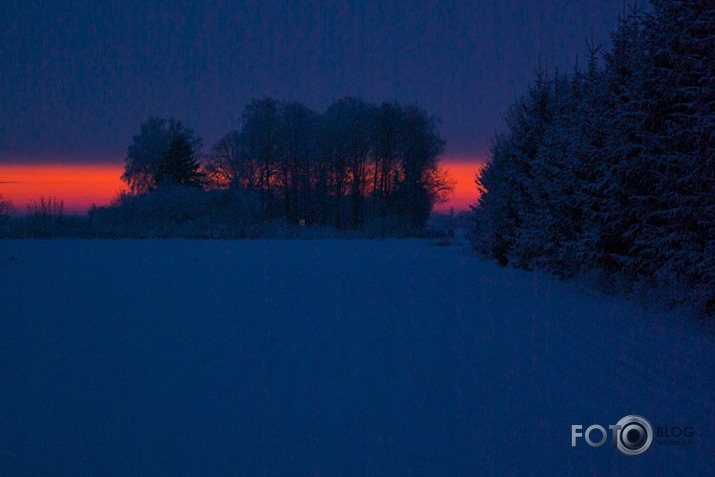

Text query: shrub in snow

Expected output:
[0,194,13,226]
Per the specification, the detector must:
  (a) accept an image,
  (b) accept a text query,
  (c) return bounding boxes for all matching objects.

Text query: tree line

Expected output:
[472,1,715,314]
[121,97,452,233]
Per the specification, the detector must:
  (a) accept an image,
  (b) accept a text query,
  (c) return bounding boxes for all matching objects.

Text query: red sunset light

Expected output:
[434,160,485,213]
[0,163,125,215]
[0,159,482,215]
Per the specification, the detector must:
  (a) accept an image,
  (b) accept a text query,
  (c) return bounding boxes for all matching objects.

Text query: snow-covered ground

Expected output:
[0,239,712,476]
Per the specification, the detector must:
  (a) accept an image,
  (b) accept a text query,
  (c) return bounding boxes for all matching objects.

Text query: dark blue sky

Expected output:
[1,0,625,163]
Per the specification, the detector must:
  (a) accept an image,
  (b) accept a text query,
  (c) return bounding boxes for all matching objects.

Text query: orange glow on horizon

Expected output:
[436,159,485,213]
[0,163,125,215]
[0,157,483,216]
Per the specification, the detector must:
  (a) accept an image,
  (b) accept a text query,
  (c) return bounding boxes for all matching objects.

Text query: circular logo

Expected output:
[616,415,653,456]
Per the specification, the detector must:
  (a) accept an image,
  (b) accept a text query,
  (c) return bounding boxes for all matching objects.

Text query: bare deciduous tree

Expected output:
[28,196,64,237]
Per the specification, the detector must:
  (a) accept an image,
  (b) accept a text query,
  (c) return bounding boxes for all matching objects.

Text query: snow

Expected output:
[0,239,712,476]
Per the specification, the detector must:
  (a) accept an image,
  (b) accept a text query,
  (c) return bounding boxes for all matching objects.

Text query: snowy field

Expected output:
[0,239,712,476]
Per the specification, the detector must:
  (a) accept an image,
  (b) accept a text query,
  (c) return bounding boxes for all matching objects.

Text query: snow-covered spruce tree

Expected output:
[584,5,652,278]
[474,7,651,276]
[591,1,715,308]
[557,47,613,274]
[634,0,715,310]
[473,67,552,268]
[499,62,609,277]
[472,134,518,265]
[519,71,591,276]
[472,0,715,315]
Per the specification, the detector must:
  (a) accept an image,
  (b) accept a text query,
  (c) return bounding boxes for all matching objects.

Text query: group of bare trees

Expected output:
[27,196,64,236]
[121,97,450,233]
[202,97,452,231]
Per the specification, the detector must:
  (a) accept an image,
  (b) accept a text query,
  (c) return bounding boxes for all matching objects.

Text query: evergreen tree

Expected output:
[122,117,202,193]
[156,134,204,188]
[473,66,552,267]
[471,0,715,315]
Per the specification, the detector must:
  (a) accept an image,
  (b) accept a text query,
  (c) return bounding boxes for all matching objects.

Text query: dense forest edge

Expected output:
[471,0,715,316]
[0,98,454,239]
